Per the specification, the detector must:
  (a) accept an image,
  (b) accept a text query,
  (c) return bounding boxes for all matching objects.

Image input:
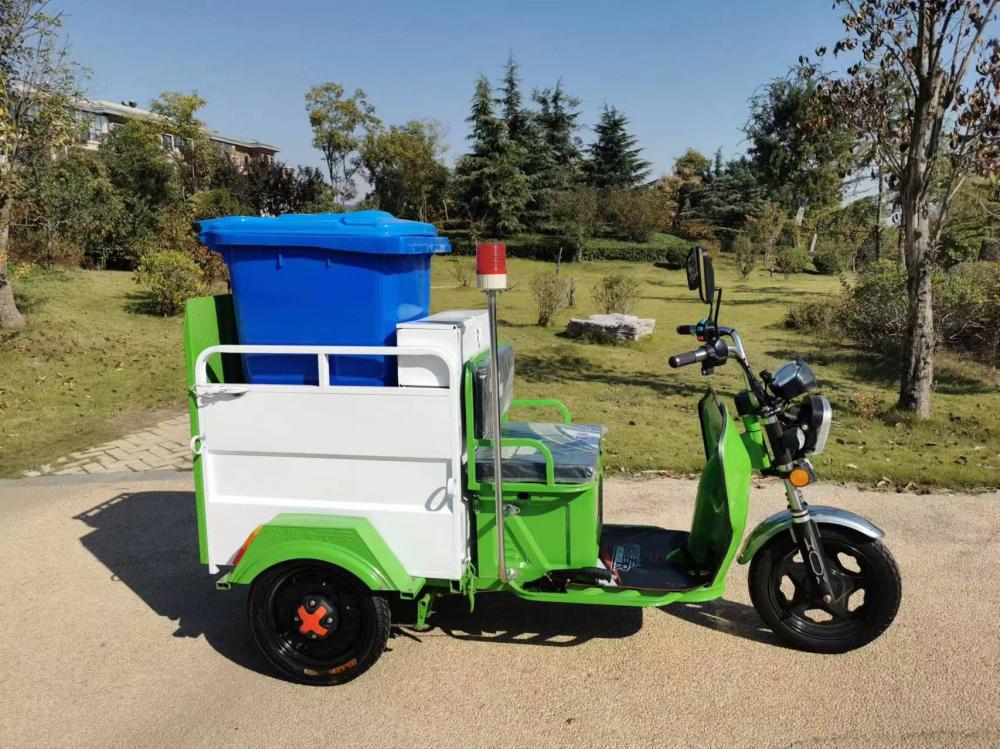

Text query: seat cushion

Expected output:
[475,422,604,484]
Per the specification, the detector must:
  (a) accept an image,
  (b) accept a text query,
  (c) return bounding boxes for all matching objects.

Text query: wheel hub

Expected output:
[293,595,338,639]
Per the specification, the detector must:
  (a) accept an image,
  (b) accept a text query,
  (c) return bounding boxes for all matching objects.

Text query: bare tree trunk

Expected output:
[0,202,26,330]
[897,191,935,417]
[874,168,883,262]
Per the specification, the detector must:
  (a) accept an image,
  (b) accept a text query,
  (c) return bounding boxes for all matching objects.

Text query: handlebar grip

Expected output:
[676,324,695,335]
[669,347,708,368]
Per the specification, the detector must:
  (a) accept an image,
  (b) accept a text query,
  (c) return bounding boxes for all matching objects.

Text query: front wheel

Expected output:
[248,561,391,685]
[748,526,901,653]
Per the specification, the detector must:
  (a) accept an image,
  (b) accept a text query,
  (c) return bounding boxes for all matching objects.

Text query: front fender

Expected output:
[219,513,425,596]
[737,506,884,564]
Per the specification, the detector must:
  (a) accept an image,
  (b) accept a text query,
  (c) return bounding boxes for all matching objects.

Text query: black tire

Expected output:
[248,561,390,685]
[748,526,901,654]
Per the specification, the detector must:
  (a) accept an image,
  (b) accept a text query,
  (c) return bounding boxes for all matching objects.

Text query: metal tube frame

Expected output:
[486,290,514,583]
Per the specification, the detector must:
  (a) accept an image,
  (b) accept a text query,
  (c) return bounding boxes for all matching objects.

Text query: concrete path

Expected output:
[1,472,997,748]
[23,414,191,477]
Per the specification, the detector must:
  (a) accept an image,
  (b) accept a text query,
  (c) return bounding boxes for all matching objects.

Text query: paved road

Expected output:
[1,472,997,748]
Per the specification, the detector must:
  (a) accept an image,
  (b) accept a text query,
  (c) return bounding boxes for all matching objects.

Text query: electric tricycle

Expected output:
[184,232,901,685]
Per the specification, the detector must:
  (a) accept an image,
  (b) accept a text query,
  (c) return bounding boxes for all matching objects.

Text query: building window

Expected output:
[161,133,173,150]
[88,114,107,142]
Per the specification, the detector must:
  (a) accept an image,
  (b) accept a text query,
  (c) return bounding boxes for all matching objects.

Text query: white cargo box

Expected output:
[397,310,490,387]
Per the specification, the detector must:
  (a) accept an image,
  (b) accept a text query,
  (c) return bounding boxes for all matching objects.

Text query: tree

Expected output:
[454,75,529,235]
[305,82,380,205]
[745,201,786,272]
[239,159,329,216]
[670,148,712,223]
[584,104,650,189]
[16,149,129,269]
[0,0,81,328]
[745,70,856,214]
[548,187,599,261]
[498,54,555,229]
[99,119,177,209]
[361,120,450,221]
[149,91,220,196]
[817,0,1000,417]
[673,148,711,182]
[533,80,584,187]
[98,119,178,264]
[683,157,767,240]
[938,176,1000,265]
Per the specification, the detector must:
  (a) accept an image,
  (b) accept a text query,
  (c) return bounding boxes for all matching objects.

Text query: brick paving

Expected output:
[23,414,192,477]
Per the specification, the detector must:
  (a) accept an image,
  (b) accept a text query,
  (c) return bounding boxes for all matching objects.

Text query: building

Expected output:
[74,98,279,169]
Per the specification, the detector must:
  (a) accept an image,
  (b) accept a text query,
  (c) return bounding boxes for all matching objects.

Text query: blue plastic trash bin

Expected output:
[196,211,451,386]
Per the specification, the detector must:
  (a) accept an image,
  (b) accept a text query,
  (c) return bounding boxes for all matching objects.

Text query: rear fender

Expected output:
[218,514,425,596]
[737,506,884,564]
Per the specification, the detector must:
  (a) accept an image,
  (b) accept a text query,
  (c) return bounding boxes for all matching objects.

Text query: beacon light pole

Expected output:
[476,242,515,583]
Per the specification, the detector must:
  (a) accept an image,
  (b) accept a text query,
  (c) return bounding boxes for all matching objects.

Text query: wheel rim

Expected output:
[261,564,368,670]
[766,537,877,641]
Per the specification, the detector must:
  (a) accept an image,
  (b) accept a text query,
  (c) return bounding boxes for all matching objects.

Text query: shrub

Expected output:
[784,298,842,336]
[549,188,600,261]
[605,189,669,243]
[774,245,811,277]
[134,250,206,316]
[148,204,228,283]
[530,272,571,326]
[674,218,716,241]
[591,272,640,314]
[733,233,755,280]
[449,257,473,288]
[832,260,1000,364]
[812,244,848,275]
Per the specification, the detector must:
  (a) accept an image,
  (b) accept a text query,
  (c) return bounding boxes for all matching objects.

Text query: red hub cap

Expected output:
[293,595,337,639]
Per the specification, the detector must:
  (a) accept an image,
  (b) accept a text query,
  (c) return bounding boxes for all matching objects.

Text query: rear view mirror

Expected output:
[685,246,715,305]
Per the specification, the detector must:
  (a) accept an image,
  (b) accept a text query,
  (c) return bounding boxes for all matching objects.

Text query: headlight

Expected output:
[797,395,832,455]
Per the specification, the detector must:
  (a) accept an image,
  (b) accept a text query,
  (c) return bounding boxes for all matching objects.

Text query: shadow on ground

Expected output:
[660,599,783,647]
[73,490,649,678]
[396,593,644,648]
[74,490,272,677]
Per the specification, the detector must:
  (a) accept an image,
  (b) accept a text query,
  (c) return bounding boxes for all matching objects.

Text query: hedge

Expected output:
[443,231,692,264]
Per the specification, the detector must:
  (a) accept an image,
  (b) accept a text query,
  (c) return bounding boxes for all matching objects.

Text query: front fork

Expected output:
[783,480,840,604]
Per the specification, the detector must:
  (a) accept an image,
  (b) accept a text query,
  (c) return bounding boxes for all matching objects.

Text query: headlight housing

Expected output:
[796,395,832,455]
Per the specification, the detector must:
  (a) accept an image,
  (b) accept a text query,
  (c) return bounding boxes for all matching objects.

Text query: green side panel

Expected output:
[686,393,751,581]
[706,408,752,588]
[463,347,602,587]
[225,513,425,595]
[473,478,601,586]
[510,581,726,608]
[183,295,241,565]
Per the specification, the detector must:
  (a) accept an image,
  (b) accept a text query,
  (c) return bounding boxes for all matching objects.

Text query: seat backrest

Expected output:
[470,344,514,438]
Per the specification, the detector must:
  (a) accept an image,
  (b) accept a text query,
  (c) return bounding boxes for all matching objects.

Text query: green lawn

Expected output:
[0,269,187,476]
[2,258,997,486]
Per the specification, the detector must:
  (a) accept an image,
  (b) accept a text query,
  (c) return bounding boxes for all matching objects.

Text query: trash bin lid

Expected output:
[197,210,451,255]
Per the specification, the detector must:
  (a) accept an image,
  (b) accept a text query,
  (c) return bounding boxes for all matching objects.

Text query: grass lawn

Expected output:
[2,257,997,487]
[433,255,999,488]
[0,269,187,476]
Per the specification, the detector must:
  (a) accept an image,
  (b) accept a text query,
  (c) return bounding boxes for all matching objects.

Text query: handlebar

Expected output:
[668,346,711,369]
[676,324,695,336]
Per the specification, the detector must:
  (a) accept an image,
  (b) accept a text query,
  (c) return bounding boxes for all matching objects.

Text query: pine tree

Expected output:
[534,80,583,189]
[499,53,529,142]
[455,74,529,236]
[584,105,650,189]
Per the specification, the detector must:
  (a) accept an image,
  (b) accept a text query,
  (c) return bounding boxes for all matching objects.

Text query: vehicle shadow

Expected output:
[398,592,643,648]
[73,490,272,678]
[659,599,784,647]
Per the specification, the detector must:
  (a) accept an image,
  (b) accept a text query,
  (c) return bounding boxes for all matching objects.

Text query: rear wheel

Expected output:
[748,526,901,653]
[248,561,390,685]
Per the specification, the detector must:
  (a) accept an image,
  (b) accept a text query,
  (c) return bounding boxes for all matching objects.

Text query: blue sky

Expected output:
[60,1,844,178]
